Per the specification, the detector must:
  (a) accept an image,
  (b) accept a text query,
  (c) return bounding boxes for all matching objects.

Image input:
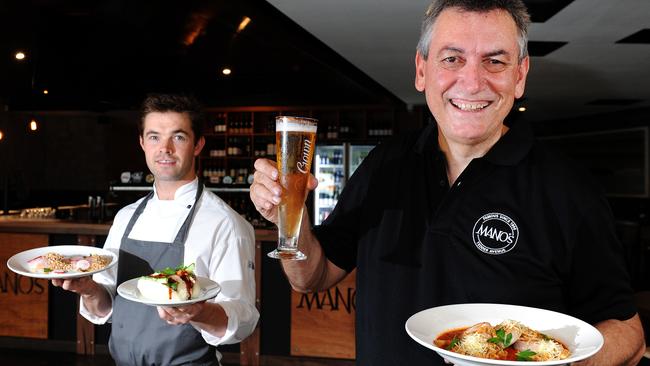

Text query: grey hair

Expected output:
[416,0,530,62]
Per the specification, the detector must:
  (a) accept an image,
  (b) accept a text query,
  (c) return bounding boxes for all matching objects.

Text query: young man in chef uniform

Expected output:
[53,93,258,366]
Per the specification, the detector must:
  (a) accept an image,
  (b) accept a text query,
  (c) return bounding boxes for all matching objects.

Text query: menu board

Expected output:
[290,270,356,359]
[0,233,49,338]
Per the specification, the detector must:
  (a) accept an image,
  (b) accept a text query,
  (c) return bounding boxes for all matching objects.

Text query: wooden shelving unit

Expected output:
[199,105,398,186]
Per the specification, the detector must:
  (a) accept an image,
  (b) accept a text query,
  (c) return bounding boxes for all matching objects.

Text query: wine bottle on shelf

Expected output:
[213,113,226,133]
[222,171,233,184]
[244,137,251,156]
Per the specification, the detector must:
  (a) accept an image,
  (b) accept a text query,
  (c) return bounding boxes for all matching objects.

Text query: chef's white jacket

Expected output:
[80,178,259,352]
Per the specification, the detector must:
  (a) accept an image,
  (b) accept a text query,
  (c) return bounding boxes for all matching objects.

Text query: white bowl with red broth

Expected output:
[405,303,603,366]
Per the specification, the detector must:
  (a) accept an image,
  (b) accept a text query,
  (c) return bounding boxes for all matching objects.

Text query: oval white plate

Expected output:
[6,245,117,279]
[117,276,221,307]
[405,303,603,366]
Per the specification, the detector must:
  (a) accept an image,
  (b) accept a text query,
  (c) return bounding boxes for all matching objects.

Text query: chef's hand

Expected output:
[52,276,112,317]
[250,158,318,225]
[157,302,206,325]
[51,276,97,296]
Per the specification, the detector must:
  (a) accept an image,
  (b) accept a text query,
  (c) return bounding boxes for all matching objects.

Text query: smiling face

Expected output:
[139,111,205,187]
[415,8,529,147]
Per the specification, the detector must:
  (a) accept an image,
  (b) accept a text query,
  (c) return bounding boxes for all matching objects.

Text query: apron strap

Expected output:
[123,183,204,246]
[172,183,204,246]
[123,190,154,239]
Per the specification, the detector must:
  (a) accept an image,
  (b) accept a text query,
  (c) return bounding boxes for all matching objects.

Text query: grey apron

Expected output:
[109,184,218,366]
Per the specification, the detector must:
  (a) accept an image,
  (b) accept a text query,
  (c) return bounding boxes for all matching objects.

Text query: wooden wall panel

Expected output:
[290,270,356,359]
[0,233,49,338]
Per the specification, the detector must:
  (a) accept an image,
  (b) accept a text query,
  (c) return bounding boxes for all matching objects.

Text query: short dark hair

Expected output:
[417,0,531,62]
[139,93,206,144]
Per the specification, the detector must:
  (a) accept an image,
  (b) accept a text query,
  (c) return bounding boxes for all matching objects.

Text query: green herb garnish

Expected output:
[167,278,179,291]
[161,267,176,275]
[43,268,52,273]
[487,329,513,347]
[160,263,195,276]
[447,336,460,350]
[515,349,537,361]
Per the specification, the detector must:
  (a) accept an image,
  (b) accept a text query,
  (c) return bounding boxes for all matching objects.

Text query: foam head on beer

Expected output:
[276,117,318,133]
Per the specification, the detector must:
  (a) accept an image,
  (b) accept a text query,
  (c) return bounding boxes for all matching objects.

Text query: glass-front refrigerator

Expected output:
[313,144,375,225]
[348,145,374,177]
[314,145,345,225]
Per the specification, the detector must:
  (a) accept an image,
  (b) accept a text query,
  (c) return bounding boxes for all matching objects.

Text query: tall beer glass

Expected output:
[268,116,317,260]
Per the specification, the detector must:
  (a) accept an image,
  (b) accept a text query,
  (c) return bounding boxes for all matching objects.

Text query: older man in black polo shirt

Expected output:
[250,1,646,365]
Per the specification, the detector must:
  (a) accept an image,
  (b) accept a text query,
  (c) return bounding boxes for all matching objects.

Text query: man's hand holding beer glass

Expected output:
[250,116,348,291]
[253,116,318,260]
[250,158,318,226]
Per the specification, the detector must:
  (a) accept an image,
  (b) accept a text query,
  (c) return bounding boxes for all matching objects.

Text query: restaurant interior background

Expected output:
[0,0,649,364]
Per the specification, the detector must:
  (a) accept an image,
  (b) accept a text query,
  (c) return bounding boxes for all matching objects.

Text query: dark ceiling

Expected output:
[0,0,399,111]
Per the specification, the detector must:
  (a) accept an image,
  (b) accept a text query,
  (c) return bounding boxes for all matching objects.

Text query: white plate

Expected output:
[117,276,221,307]
[6,245,117,279]
[405,303,604,366]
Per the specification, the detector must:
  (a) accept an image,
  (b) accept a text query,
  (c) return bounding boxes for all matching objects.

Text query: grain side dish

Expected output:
[27,252,111,274]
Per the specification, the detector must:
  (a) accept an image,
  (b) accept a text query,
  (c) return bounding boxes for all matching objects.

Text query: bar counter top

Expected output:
[0,215,277,240]
[0,217,111,235]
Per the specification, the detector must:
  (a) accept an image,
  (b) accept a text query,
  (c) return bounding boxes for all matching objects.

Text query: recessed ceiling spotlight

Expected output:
[518,106,526,112]
[0,130,4,140]
[43,89,49,95]
[29,119,38,131]
[222,68,232,76]
[237,17,251,32]
[15,51,26,60]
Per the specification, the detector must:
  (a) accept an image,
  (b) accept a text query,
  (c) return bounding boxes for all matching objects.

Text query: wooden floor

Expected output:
[0,348,116,366]
[0,348,238,366]
[2,347,649,366]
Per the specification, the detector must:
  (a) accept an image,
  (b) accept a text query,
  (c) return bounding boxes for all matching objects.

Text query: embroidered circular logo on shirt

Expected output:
[472,212,519,255]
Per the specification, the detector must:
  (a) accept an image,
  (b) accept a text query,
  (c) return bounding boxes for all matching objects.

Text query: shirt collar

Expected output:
[152,178,199,205]
[415,121,439,155]
[482,118,534,165]
[415,118,534,166]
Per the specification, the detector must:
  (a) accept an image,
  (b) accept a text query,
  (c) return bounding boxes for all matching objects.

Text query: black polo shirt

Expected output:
[312,120,636,366]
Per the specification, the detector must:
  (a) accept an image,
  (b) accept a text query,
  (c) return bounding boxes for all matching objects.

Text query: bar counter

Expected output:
[0,217,277,366]
[0,216,277,239]
[0,216,112,235]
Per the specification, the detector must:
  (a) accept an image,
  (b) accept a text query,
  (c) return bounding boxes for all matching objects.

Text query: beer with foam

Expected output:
[269,116,317,260]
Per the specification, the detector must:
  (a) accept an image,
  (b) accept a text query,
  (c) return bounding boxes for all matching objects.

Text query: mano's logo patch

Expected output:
[472,212,519,255]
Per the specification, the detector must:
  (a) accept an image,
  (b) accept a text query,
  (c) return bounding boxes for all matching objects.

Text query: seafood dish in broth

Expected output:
[434,319,570,361]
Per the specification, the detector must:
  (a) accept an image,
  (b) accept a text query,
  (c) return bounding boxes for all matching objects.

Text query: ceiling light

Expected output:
[15,51,26,60]
[29,119,38,131]
[518,106,526,112]
[43,89,49,95]
[237,17,251,32]
[0,130,4,140]
[222,68,232,76]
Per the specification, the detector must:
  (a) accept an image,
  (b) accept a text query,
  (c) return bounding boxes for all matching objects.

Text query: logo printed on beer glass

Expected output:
[296,138,313,174]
